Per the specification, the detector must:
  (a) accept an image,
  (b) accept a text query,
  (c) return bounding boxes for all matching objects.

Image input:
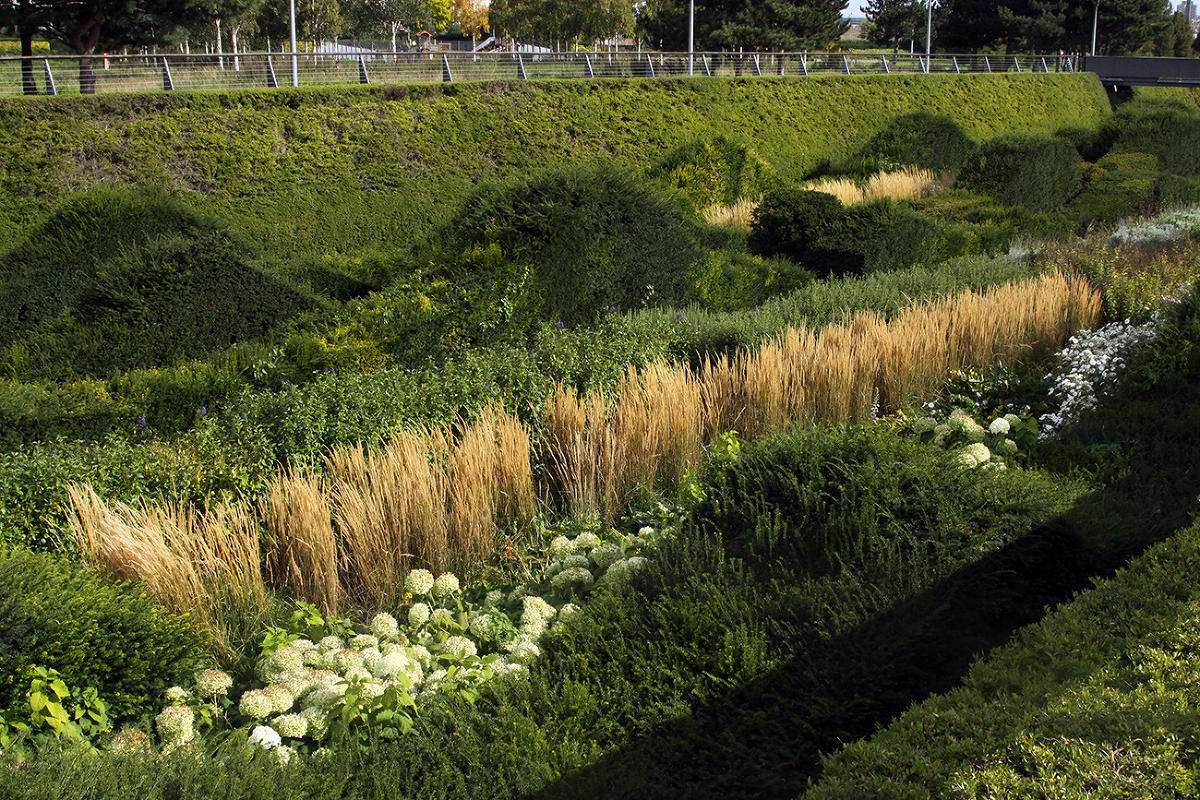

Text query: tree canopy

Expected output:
[637,0,847,50]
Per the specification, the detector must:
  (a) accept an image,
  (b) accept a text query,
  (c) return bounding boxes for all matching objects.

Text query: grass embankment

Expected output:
[0,74,1110,258]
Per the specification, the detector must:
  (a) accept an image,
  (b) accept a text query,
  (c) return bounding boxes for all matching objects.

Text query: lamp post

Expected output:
[1090,0,1099,56]
[925,0,932,57]
[289,0,299,87]
[688,0,695,76]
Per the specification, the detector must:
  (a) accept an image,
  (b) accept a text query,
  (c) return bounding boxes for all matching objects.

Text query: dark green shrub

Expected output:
[648,135,775,209]
[1067,169,1200,226]
[431,162,705,331]
[0,187,312,379]
[823,198,941,274]
[848,111,980,173]
[1104,101,1200,176]
[0,546,204,723]
[687,250,813,311]
[912,188,1074,251]
[957,134,1083,212]
[1096,151,1161,172]
[747,188,847,272]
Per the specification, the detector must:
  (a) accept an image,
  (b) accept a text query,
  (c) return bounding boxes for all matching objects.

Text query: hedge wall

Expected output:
[0,74,1110,258]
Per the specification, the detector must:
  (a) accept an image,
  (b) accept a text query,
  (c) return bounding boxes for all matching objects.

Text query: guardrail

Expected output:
[0,50,1077,97]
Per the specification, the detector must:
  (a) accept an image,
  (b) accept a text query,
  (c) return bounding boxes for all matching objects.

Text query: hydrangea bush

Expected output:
[907,408,1037,471]
[146,523,660,758]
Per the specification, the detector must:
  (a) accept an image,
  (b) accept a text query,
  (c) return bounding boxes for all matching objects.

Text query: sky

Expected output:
[844,0,868,18]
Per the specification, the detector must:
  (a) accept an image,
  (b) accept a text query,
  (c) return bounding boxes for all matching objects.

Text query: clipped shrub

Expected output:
[747,188,846,271]
[1104,101,1200,176]
[847,111,980,174]
[0,187,311,379]
[958,133,1083,212]
[431,162,705,331]
[0,546,204,723]
[648,135,775,210]
[686,250,813,311]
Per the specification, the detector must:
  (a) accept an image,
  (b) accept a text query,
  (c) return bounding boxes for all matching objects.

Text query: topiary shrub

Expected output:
[847,111,980,174]
[1104,101,1200,176]
[431,162,705,332]
[647,135,776,210]
[747,188,847,272]
[957,134,1083,212]
[0,187,311,380]
[0,546,205,723]
[686,250,813,311]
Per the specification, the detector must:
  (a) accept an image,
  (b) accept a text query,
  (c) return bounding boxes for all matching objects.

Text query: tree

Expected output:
[863,0,926,50]
[450,0,488,37]
[637,0,846,50]
[939,0,1168,54]
[490,0,630,48]
[10,0,208,93]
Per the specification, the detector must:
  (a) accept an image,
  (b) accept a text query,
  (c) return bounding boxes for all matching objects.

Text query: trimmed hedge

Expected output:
[958,133,1083,212]
[843,110,980,174]
[0,546,204,723]
[0,75,1111,259]
[1104,99,1200,176]
[647,135,776,209]
[0,187,311,379]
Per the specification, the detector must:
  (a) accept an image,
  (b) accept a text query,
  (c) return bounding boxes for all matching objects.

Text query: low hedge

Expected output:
[842,110,980,174]
[648,135,776,209]
[958,133,1083,212]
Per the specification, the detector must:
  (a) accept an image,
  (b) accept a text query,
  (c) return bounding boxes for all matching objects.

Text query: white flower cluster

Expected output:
[910,409,1023,471]
[154,705,194,749]
[1109,206,1200,247]
[1040,318,1158,437]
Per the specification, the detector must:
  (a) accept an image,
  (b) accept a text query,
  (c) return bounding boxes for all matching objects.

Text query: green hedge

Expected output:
[842,110,980,174]
[647,135,776,209]
[0,75,1110,260]
[0,546,204,723]
[1104,99,1200,176]
[958,133,1083,212]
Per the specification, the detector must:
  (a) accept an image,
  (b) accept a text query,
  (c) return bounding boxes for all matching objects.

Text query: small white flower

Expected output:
[558,602,582,622]
[249,725,282,749]
[574,532,601,550]
[155,705,194,744]
[408,602,432,627]
[318,635,344,652]
[164,686,189,704]
[349,633,378,651]
[239,689,274,720]
[441,635,477,659]
[370,613,400,640]
[404,569,435,596]
[987,417,1011,435]
[548,535,576,559]
[509,640,540,665]
[264,684,295,714]
[431,572,460,597]
[328,648,365,673]
[637,526,655,537]
[484,589,504,607]
[590,543,625,570]
[301,707,330,741]
[344,666,373,683]
[195,669,233,697]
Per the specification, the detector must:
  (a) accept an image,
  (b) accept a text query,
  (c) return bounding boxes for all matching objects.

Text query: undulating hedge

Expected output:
[0,74,1111,259]
[958,133,1083,212]
[647,135,776,209]
[0,546,205,724]
[841,110,981,174]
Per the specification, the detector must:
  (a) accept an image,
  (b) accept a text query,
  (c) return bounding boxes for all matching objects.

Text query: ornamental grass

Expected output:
[702,199,757,230]
[806,167,940,206]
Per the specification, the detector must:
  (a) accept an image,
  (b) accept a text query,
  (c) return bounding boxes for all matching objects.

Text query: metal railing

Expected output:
[0,51,1078,97]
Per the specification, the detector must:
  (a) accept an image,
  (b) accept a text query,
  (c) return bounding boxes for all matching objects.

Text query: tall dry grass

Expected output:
[702,199,758,230]
[261,470,339,615]
[807,167,940,206]
[67,486,269,661]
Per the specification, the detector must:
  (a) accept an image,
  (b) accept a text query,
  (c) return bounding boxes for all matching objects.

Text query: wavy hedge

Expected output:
[0,74,1110,258]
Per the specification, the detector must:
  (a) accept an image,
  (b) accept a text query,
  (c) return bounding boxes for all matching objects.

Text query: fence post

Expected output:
[842,54,850,74]
[583,53,594,78]
[702,55,712,76]
[777,53,786,75]
[952,55,960,73]
[43,59,57,95]
[881,55,889,73]
[751,54,761,76]
[517,53,527,80]
[161,57,174,91]
[358,56,370,84]
[1040,56,1048,73]
[983,55,991,73]
[799,54,807,75]
[1011,57,1021,72]
[646,53,655,77]
[442,53,453,82]
[266,55,278,88]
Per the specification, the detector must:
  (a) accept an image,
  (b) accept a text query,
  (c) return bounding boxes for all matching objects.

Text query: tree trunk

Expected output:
[216,18,225,69]
[231,25,241,70]
[20,23,36,96]
[78,56,96,94]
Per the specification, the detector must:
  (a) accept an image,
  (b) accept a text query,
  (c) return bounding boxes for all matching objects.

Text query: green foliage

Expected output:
[647,135,775,210]
[747,188,846,272]
[0,187,311,379]
[686,250,813,311]
[910,188,1074,255]
[1,665,112,757]
[0,76,1111,260]
[429,162,705,331]
[1067,167,1200,226]
[845,111,980,174]
[0,546,204,724]
[958,133,1083,212]
[1104,99,1200,176]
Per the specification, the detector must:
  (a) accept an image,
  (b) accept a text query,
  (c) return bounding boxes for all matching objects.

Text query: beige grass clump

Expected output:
[261,470,339,615]
[68,486,268,662]
[863,167,939,203]
[806,176,865,206]
[703,199,758,230]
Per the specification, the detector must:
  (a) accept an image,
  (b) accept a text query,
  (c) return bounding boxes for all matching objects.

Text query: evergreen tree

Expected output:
[863,0,926,50]
[638,0,846,51]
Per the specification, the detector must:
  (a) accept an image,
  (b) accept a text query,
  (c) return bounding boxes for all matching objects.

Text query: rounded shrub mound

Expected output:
[0,187,311,380]
[0,546,204,723]
[647,135,776,210]
[747,188,845,271]
[958,133,1082,212]
[1104,101,1200,176]
[432,162,705,329]
[848,111,980,174]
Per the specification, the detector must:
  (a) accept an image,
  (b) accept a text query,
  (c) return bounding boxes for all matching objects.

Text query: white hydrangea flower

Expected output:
[963,421,987,443]
[997,438,1019,456]
[932,424,951,446]
[349,634,379,651]
[409,602,432,627]
[441,635,477,659]
[601,559,630,585]
[274,745,297,765]
[574,532,601,550]
[344,666,373,683]
[375,652,408,679]
[360,647,382,673]
[155,705,194,744]
[410,645,432,670]
[548,535,576,560]
[249,725,282,749]
[498,662,529,678]
[278,669,315,699]
[590,543,624,570]
[302,649,324,667]
[522,596,555,623]
[360,681,386,702]
[507,586,528,605]
[484,589,504,607]
[328,648,365,673]
[913,416,937,434]
[1004,413,1021,426]
[263,645,304,681]
[432,572,460,597]
[305,686,343,710]
[426,668,447,685]
[318,635,344,652]
[164,686,189,704]
[239,689,274,720]
[558,603,581,622]
[272,713,308,739]
[509,640,540,665]
[264,684,295,714]
[626,556,649,573]
[430,608,456,629]
[309,670,340,688]
[545,561,565,578]
[562,554,590,569]
[369,613,399,641]
[987,417,1011,435]
[551,566,595,592]
[195,669,233,697]
[469,612,501,641]
[637,526,655,537]
[301,707,329,741]
[292,639,317,652]
[404,568,435,596]
[964,442,991,464]
[956,450,979,468]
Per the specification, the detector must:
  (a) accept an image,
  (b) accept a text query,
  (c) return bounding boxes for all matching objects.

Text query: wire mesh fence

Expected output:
[0,50,1078,97]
